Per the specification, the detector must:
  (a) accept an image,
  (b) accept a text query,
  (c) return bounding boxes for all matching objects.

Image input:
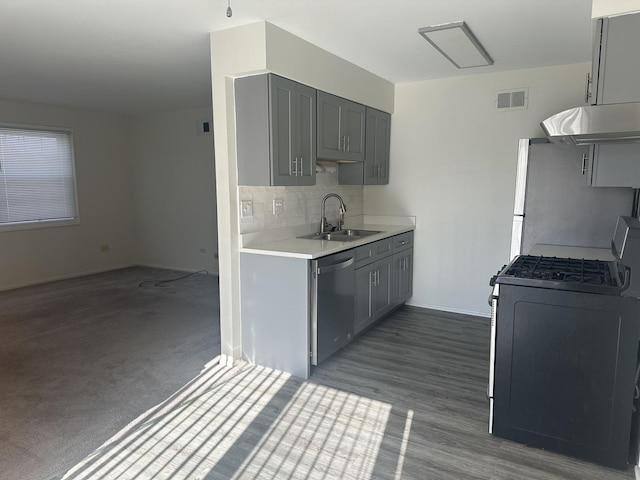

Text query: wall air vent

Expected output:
[496,88,529,111]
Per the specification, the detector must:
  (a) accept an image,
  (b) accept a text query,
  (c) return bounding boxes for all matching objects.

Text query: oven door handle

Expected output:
[620,266,631,293]
[488,293,498,306]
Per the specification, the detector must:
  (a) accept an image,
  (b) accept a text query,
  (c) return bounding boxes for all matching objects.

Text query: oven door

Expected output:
[492,283,639,469]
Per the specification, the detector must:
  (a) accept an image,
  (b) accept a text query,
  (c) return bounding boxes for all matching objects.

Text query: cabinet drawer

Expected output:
[373,238,393,260]
[354,244,375,269]
[354,237,394,269]
[393,231,413,253]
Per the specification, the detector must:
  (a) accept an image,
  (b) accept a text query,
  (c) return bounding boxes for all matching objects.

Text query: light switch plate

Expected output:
[240,200,253,218]
[273,198,284,215]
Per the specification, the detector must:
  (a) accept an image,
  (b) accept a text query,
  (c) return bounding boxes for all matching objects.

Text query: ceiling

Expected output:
[0,0,593,115]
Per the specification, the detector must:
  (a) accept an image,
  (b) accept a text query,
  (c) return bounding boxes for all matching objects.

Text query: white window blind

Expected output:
[0,126,77,228]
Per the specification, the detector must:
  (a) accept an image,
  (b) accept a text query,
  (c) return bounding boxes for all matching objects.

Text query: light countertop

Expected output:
[240,223,415,259]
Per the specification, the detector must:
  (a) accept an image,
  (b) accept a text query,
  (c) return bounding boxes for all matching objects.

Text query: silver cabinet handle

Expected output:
[370,270,376,286]
[584,72,592,104]
[292,157,298,176]
[347,136,350,152]
[297,157,302,176]
[581,153,588,175]
[340,136,346,152]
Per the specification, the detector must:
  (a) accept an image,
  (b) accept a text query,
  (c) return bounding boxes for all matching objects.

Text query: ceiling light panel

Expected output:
[418,21,493,69]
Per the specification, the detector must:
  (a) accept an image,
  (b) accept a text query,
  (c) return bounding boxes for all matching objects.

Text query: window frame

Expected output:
[0,122,80,233]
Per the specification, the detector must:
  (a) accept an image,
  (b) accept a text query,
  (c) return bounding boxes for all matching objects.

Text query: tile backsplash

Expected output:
[238,167,364,234]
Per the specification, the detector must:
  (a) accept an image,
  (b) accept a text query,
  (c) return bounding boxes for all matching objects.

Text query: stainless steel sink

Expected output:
[340,229,382,237]
[297,229,382,242]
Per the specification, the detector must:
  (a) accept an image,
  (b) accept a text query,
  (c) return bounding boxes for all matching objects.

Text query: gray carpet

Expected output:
[0,266,220,480]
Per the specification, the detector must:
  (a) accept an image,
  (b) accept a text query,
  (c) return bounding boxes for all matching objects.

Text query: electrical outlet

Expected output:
[196,120,212,135]
[273,198,284,215]
[240,200,253,218]
[100,245,109,253]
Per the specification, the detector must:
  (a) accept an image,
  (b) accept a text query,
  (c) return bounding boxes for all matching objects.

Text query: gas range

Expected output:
[486,216,640,469]
[491,254,627,295]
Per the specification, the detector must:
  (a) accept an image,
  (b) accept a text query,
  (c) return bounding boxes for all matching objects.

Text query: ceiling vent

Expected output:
[496,88,528,111]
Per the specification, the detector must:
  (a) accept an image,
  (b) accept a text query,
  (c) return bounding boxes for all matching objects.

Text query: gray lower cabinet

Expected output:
[235,73,316,186]
[338,107,391,185]
[240,252,312,379]
[391,232,414,307]
[317,91,365,162]
[240,230,414,379]
[589,12,640,105]
[354,232,412,335]
[391,251,413,307]
[354,256,393,335]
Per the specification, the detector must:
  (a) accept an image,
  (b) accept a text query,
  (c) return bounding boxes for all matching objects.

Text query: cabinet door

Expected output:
[342,100,365,162]
[376,111,391,185]
[399,252,413,301]
[269,75,297,186]
[390,253,403,308]
[363,108,379,185]
[589,18,604,105]
[595,12,640,105]
[354,266,375,334]
[391,251,413,308]
[373,256,393,319]
[591,144,640,187]
[317,91,343,160]
[295,83,317,186]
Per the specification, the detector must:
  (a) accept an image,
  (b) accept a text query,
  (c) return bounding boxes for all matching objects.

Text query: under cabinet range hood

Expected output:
[541,102,640,145]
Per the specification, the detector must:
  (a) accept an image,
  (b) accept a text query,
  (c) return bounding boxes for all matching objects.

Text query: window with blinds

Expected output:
[0,126,78,230]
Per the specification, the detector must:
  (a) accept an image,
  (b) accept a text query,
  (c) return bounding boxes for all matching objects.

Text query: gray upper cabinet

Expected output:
[317,91,365,162]
[338,107,391,185]
[236,74,316,186]
[590,144,640,188]
[364,108,391,185]
[590,12,640,105]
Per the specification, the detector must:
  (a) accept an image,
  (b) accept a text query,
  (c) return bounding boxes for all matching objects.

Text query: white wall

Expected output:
[364,63,589,316]
[132,107,218,274]
[264,22,394,113]
[0,98,135,290]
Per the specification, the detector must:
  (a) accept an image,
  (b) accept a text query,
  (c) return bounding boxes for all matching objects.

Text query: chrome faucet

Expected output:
[320,193,347,233]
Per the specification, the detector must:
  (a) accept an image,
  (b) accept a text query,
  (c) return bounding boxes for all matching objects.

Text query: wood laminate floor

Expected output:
[62,306,634,479]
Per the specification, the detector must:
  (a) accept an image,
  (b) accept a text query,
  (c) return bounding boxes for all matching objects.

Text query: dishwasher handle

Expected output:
[317,256,354,275]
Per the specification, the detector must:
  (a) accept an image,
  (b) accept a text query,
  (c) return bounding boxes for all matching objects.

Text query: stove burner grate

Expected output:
[503,256,615,286]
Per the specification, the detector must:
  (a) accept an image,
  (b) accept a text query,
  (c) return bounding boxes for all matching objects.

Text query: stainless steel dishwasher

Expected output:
[310,249,355,365]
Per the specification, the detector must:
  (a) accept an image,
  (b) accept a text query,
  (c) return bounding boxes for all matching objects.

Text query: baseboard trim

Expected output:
[136,263,219,276]
[0,263,219,292]
[0,264,136,292]
[406,300,490,318]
